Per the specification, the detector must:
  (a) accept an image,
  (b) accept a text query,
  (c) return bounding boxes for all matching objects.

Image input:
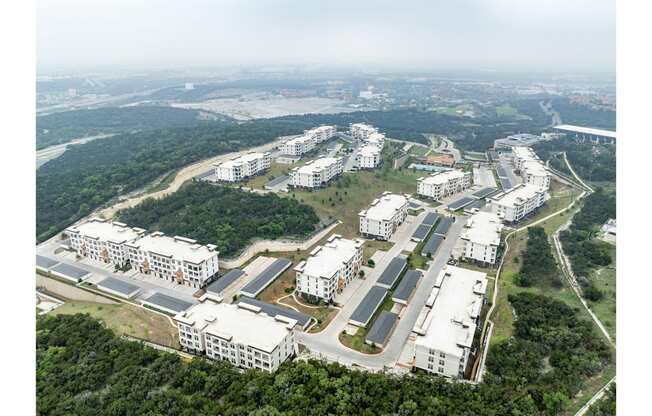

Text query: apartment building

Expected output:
[488,183,548,223]
[460,212,503,265]
[279,135,315,156]
[305,125,337,143]
[356,144,382,169]
[350,123,378,140]
[294,234,364,303]
[214,152,271,182]
[175,301,297,373]
[125,232,219,288]
[66,218,146,267]
[417,170,472,201]
[512,147,550,191]
[413,266,488,378]
[359,192,409,240]
[289,157,343,188]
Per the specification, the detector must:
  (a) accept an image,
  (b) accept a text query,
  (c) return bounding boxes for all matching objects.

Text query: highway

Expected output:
[36,134,115,169]
[297,210,465,370]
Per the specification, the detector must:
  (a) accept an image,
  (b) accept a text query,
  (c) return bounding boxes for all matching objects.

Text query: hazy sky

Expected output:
[37,0,615,73]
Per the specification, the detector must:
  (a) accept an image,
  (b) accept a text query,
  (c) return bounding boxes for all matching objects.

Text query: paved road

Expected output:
[436,137,462,163]
[36,134,115,169]
[473,165,497,188]
[298,211,465,369]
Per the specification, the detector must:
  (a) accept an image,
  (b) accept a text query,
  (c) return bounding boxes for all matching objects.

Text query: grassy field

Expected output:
[587,244,617,341]
[288,168,422,238]
[51,301,179,348]
[408,145,429,157]
[241,162,292,190]
[339,327,381,354]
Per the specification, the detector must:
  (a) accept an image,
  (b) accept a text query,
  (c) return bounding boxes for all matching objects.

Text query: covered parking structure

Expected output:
[239,258,292,298]
[36,255,59,273]
[141,292,194,314]
[422,234,444,257]
[392,270,422,305]
[96,277,141,299]
[447,197,475,211]
[376,257,407,289]
[349,286,388,328]
[50,263,91,283]
[433,217,454,236]
[206,269,245,296]
[472,187,499,199]
[364,311,398,348]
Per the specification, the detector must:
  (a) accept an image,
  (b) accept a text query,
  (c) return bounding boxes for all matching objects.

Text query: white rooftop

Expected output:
[490,184,544,207]
[461,212,503,246]
[521,160,549,177]
[512,146,537,159]
[307,125,335,134]
[553,124,616,139]
[175,301,295,353]
[285,135,313,146]
[126,232,218,264]
[359,193,408,222]
[216,152,266,169]
[414,265,487,356]
[351,123,377,132]
[295,157,340,174]
[358,144,382,157]
[418,169,467,185]
[68,218,144,244]
[295,235,363,279]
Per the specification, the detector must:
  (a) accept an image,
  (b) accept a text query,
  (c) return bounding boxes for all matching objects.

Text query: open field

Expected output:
[51,301,179,348]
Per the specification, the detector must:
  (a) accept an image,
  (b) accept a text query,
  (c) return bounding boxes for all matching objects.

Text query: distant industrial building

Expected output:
[413,266,488,378]
[358,192,409,241]
[175,301,297,373]
[125,232,219,289]
[488,183,548,223]
[289,157,343,188]
[294,234,364,303]
[553,124,616,145]
[214,152,271,182]
[417,170,472,201]
[66,218,146,267]
[460,212,503,265]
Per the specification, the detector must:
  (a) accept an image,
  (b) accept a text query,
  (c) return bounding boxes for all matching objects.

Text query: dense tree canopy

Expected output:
[534,138,616,182]
[514,227,561,288]
[36,120,313,242]
[36,106,225,149]
[117,182,320,257]
[551,98,616,130]
[37,289,612,415]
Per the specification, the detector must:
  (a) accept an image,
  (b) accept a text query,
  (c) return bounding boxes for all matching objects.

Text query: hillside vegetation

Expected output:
[117,183,319,257]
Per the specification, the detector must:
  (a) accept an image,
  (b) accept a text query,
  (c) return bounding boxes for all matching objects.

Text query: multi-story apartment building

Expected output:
[356,144,382,169]
[289,157,343,188]
[488,183,548,223]
[413,266,487,378]
[125,232,219,288]
[305,125,337,143]
[417,170,472,201]
[350,123,378,140]
[66,218,146,266]
[359,192,409,240]
[294,234,364,303]
[279,135,315,156]
[460,212,503,265]
[511,147,550,191]
[364,132,386,149]
[214,152,271,182]
[175,301,297,373]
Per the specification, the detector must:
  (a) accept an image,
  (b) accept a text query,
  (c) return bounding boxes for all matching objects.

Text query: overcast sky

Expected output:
[37,0,615,73]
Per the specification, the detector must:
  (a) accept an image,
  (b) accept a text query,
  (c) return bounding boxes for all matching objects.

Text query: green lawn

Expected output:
[51,301,179,348]
[587,244,617,341]
[240,162,293,190]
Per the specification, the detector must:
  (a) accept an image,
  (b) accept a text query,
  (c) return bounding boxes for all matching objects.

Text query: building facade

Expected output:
[294,234,364,303]
[511,147,551,191]
[125,232,219,288]
[356,144,382,169]
[214,152,271,182]
[413,266,487,378]
[289,157,343,188]
[350,123,378,140]
[460,212,503,265]
[305,125,337,143]
[488,184,548,223]
[417,170,472,200]
[175,301,297,373]
[66,218,146,267]
[359,192,409,240]
[279,135,315,156]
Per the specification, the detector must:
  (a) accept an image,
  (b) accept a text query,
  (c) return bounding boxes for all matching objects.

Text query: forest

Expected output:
[36,106,224,149]
[559,189,616,301]
[551,98,616,130]
[36,290,612,416]
[117,182,320,257]
[36,120,313,242]
[533,138,616,182]
[513,227,561,288]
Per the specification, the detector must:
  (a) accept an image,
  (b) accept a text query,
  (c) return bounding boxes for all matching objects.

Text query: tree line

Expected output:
[117,182,320,258]
[534,138,616,182]
[513,227,561,288]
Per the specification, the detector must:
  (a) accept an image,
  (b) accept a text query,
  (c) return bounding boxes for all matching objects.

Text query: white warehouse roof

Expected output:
[553,124,616,139]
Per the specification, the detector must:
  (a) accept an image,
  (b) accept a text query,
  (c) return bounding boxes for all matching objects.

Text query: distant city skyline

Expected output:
[38,0,615,73]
